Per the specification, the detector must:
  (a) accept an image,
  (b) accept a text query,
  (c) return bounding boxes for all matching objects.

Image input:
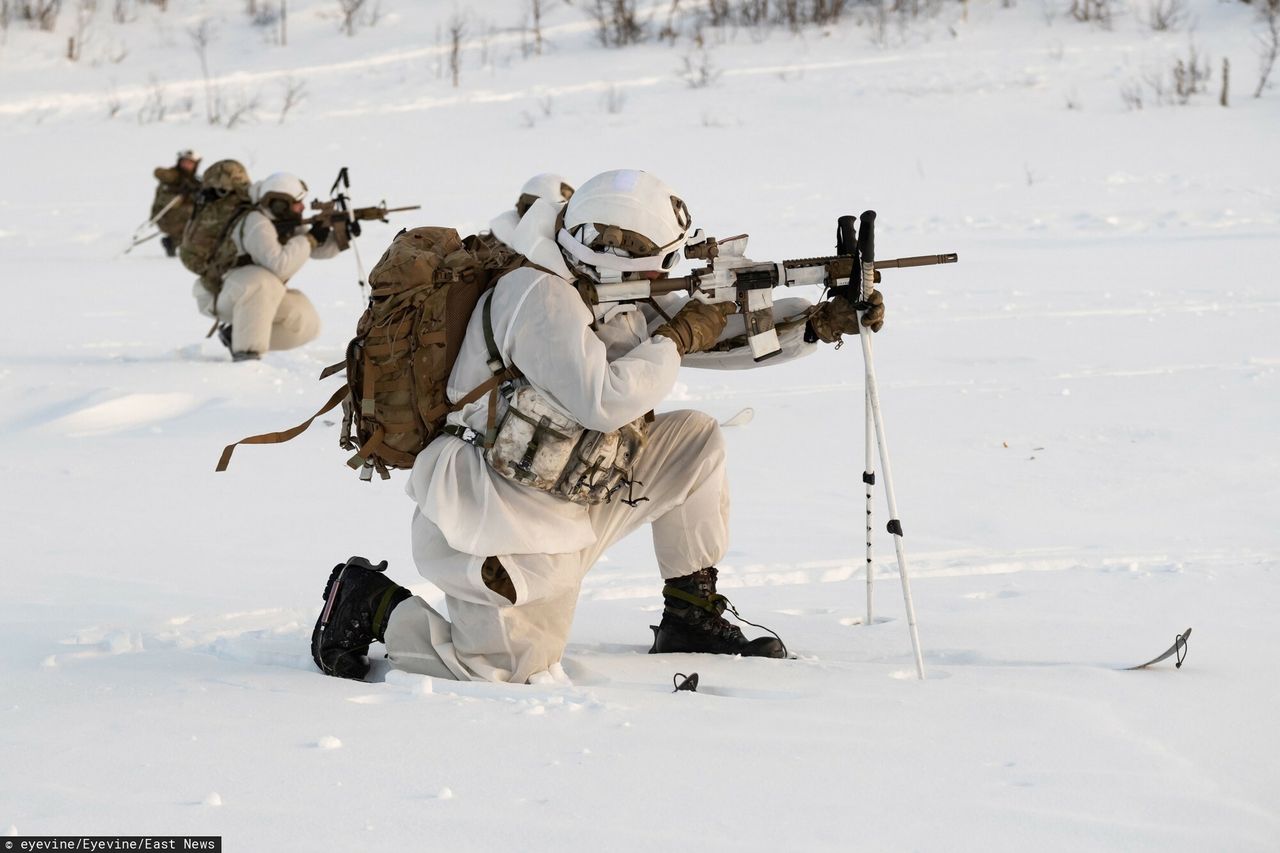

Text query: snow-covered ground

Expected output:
[2,1,1278,849]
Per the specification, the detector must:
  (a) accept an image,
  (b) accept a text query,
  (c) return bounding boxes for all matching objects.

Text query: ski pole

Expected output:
[856,211,925,680]
[835,215,878,627]
[133,195,182,239]
[122,230,162,255]
[865,385,875,626]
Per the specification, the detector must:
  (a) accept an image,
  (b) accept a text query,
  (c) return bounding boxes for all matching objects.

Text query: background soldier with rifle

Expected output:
[146,149,202,257]
[194,168,417,361]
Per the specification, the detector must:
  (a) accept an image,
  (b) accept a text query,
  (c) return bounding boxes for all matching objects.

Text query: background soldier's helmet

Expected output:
[177,148,202,165]
[557,169,691,282]
[202,159,251,194]
[515,172,574,217]
[250,172,310,221]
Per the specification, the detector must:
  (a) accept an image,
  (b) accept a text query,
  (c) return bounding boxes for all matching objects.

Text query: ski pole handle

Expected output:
[858,210,876,265]
[836,214,858,259]
[858,210,877,300]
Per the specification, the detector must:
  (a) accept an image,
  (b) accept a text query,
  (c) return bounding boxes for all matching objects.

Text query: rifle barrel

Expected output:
[873,253,958,269]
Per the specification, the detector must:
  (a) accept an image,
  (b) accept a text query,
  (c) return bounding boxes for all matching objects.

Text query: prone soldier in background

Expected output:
[150,149,202,257]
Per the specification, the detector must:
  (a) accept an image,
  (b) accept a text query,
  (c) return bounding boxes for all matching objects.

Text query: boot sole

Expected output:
[311,562,349,675]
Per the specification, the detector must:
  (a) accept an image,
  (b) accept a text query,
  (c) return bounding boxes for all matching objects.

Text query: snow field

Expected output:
[1,0,1278,850]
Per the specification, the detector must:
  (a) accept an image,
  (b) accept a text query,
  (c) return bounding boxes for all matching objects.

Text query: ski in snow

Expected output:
[1125,628,1192,670]
[720,407,754,427]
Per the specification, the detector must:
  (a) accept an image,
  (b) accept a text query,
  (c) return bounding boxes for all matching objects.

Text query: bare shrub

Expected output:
[337,0,381,36]
[1069,0,1113,28]
[589,0,647,47]
[20,0,62,31]
[249,1,279,28]
[657,0,681,42]
[476,17,495,69]
[678,48,722,87]
[865,1,890,47]
[1119,78,1144,110]
[111,0,134,24]
[1129,40,1213,108]
[137,76,167,123]
[187,17,217,124]
[278,75,306,123]
[529,0,543,55]
[600,84,626,113]
[448,12,465,87]
[66,0,97,62]
[1170,39,1210,103]
[738,0,770,26]
[220,89,261,129]
[1257,0,1280,97]
[1142,0,1186,31]
[337,0,361,36]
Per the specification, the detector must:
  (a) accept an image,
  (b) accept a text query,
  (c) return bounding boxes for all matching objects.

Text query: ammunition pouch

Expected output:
[447,384,647,506]
[487,385,647,506]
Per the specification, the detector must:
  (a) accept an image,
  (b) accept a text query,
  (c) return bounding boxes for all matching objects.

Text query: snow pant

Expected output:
[191,268,320,355]
[384,409,729,684]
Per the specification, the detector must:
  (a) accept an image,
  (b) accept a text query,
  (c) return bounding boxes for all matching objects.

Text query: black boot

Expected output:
[161,235,177,257]
[311,556,411,680]
[649,567,787,658]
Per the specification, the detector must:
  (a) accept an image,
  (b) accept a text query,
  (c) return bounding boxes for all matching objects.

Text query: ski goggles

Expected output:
[557,227,685,274]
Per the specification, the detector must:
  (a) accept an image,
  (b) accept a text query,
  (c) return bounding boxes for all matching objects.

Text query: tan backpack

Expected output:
[216,226,539,478]
[179,160,253,292]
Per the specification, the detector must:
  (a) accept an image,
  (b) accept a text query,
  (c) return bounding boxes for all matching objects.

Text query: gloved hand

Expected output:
[308,220,332,246]
[652,300,735,357]
[807,290,885,343]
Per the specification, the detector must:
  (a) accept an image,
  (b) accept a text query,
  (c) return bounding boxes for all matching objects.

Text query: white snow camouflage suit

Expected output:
[192,208,339,356]
[385,200,821,683]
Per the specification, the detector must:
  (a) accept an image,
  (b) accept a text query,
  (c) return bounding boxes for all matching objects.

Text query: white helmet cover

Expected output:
[558,169,692,279]
[516,173,574,217]
[521,172,574,201]
[250,172,309,205]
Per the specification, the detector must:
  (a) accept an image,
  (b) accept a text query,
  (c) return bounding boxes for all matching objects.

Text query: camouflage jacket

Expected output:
[150,167,201,237]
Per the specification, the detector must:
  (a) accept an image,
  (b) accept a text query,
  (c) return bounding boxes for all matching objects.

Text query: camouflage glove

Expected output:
[808,291,885,343]
[652,300,736,357]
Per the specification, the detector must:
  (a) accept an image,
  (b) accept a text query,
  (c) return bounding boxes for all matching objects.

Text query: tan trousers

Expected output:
[385,409,729,683]
[191,270,320,355]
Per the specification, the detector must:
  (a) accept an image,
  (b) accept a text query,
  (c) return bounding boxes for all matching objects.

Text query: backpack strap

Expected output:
[216,384,349,472]
[481,290,509,449]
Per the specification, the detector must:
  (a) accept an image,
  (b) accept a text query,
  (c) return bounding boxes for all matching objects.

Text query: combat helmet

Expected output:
[556,169,692,283]
[202,159,251,195]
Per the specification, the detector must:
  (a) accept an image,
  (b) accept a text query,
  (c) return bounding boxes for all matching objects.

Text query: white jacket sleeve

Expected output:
[506,275,681,433]
[237,211,314,282]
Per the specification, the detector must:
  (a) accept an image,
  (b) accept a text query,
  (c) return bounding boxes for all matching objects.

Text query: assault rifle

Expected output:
[304,167,420,251]
[588,212,957,361]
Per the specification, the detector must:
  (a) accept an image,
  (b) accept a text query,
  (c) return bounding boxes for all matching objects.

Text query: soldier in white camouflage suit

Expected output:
[312,170,884,683]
